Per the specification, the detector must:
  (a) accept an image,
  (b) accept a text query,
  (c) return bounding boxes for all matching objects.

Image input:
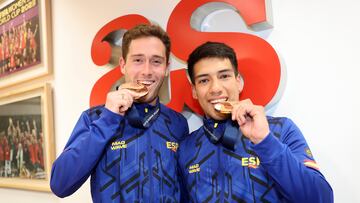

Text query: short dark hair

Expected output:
[122,24,171,63]
[187,41,238,84]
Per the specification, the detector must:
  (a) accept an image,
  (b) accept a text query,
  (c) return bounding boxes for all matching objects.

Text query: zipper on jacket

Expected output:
[218,146,225,202]
[146,131,154,201]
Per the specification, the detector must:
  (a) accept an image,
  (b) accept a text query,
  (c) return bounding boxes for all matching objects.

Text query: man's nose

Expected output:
[209,79,222,95]
[141,61,152,76]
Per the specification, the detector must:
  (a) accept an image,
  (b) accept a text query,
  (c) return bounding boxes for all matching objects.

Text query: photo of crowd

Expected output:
[0,17,41,77]
[0,115,45,179]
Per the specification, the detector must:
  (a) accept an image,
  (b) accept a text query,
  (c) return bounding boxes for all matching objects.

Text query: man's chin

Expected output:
[207,111,229,121]
[136,94,157,105]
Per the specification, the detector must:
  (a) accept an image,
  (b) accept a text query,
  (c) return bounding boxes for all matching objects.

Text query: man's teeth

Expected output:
[210,98,227,104]
[138,81,154,85]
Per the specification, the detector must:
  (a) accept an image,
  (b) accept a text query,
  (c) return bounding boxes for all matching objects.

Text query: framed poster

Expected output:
[0,0,51,89]
[0,83,54,191]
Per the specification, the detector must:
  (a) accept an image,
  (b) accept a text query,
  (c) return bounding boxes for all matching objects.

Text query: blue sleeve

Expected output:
[50,108,123,197]
[252,118,333,203]
[178,160,190,203]
[180,116,189,141]
[176,115,189,202]
[177,138,190,203]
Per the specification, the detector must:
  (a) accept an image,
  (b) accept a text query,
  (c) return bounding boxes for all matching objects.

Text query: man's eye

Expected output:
[133,58,143,63]
[220,74,231,79]
[198,79,208,84]
[151,59,164,65]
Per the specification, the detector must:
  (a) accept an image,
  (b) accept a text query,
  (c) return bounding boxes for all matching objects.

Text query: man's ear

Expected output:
[192,85,198,99]
[236,74,244,93]
[119,57,126,74]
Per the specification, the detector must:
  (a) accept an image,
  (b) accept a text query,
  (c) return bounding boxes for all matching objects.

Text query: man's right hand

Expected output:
[105,89,135,116]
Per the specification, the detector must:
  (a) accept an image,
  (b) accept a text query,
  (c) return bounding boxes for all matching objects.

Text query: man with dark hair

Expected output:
[178,41,333,202]
[50,24,188,202]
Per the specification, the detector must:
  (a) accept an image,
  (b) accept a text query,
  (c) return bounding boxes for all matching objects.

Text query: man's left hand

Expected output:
[231,99,270,144]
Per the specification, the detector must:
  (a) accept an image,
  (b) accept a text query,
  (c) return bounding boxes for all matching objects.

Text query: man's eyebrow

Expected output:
[151,55,165,60]
[218,68,233,74]
[129,54,165,60]
[129,54,145,58]
[195,68,233,79]
[194,73,209,79]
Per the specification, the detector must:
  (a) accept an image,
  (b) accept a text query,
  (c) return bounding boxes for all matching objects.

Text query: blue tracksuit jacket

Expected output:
[178,116,333,203]
[50,101,189,202]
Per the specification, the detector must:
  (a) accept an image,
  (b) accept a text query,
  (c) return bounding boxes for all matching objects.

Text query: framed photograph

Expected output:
[0,0,52,89]
[0,83,54,192]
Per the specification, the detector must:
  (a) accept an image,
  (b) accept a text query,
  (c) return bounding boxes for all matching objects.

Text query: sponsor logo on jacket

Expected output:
[189,164,200,174]
[111,141,127,150]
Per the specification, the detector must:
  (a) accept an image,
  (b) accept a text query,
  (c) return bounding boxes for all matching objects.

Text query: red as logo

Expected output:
[90,0,281,115]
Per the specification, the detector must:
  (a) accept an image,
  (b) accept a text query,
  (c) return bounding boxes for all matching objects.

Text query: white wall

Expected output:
[1,0,359,202]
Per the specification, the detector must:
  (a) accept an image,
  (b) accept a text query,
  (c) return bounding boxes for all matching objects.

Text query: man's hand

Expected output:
[231,99,270,144]
[105,83,149,116]
[105,89,135,116]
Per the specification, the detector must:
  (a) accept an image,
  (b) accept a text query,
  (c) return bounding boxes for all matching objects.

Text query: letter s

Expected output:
[167,0,281,107]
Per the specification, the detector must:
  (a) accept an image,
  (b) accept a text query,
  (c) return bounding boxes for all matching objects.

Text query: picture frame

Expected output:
[0,0,52,89]
[0,83,54,192]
